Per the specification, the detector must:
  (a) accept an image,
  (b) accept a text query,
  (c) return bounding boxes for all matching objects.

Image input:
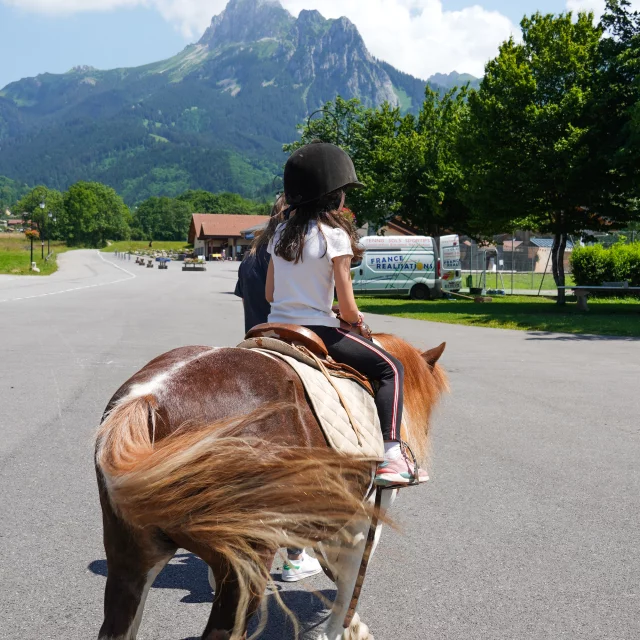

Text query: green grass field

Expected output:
[102,241,193,254]
[358,295,640,337]
[466,272,575,291]
[0,235,69,276]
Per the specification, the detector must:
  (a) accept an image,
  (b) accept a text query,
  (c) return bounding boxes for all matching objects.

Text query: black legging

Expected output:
[306,326,404,442]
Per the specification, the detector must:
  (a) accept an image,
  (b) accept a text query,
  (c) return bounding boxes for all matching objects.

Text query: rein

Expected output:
[343,441,420,628]
[343,486,383,629]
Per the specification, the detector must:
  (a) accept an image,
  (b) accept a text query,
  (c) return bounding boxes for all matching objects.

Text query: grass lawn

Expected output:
[466,272,575,291]
[357,295,640,337]
[102,240,193,254]
[0,235,70,276]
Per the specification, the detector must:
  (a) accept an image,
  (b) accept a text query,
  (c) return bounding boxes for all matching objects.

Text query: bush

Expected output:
[571,242,640,286]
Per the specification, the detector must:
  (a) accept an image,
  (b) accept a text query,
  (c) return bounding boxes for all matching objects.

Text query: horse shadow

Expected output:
[180,588,336,639]
[88,553,213,604]
[89,553,336,638]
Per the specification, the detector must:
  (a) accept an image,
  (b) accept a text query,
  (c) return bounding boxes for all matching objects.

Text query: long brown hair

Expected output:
[274,190,363,264]
[249,194,287,256]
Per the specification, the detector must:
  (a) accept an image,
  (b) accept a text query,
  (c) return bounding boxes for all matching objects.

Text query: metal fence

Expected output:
[459,241,570,294]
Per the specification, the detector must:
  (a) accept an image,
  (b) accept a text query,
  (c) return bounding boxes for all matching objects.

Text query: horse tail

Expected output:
[96,395,374,634]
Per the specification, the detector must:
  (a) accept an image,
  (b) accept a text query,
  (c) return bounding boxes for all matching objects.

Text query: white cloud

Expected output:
[2,0,518,78]
[2,0,230,35]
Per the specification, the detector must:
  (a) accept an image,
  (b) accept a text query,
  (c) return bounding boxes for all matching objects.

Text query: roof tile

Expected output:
[192,214,271,238]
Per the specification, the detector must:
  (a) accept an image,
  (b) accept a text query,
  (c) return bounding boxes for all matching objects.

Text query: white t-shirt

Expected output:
[267,221,353,327]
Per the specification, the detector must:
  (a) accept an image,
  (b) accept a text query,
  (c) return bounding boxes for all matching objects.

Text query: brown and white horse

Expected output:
[95,334,448,640]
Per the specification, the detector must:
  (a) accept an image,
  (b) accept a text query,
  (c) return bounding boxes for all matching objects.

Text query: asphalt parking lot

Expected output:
[1,250,639,639]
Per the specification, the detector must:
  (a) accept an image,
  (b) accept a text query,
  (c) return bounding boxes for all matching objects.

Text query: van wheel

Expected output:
[410,284,431,300]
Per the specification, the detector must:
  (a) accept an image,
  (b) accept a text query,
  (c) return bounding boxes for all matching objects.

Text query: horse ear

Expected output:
[423,342,446,368]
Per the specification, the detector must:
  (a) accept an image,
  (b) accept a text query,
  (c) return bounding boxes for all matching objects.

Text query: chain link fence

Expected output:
[459,240,572,294]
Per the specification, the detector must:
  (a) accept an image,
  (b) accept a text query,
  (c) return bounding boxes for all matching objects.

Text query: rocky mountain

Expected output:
[428,71,481,91]
[0,0,479,203]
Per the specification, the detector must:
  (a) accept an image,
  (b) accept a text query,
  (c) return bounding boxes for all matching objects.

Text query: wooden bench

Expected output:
[558,283,640,311]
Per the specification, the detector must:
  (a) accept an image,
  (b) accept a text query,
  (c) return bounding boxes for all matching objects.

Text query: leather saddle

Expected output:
[246,323,374,395]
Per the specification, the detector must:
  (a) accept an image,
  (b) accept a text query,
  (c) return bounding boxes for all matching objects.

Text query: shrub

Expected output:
[571,242,640,286]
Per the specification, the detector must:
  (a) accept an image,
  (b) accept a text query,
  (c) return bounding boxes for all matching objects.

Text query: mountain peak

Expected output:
[428,71,481,89]
[199,0,294,47]
[297,9,324,25]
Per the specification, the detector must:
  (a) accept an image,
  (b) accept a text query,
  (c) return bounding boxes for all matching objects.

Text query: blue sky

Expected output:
[0,1,597,89]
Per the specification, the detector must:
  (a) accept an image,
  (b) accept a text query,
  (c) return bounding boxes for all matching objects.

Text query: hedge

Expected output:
[571,242,640,286]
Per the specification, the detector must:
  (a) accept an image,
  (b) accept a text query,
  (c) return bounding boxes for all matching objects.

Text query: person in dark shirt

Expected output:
[234,244,273,334]
[235,196,286,334]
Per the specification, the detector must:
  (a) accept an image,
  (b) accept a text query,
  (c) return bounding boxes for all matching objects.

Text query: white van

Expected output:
[351,235,462,299]
[439,234,463,294]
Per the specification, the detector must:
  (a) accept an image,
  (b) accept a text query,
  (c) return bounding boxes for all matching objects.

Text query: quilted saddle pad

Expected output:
[239,344,384,460]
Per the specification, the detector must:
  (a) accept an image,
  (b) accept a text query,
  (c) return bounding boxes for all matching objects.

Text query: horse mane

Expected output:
[375,333,449,464]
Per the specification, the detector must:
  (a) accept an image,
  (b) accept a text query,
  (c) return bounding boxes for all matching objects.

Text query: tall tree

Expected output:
[0,176,30,211]
[396,86,471,235]
[283,98,396,228]
[133,197,193,241]
[463,12,623,303]
[591,0,640,208]
[63,182,130,247]
[177,190,269,215]
[16,185,64,241]
[285,92,472,235]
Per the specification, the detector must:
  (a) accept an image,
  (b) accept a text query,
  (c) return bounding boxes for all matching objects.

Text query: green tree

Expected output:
[133,197,193,241]
[16,185,64,241]
[0,176,30,211]
[177,190,269,215]
[284,97,404,228]
[176,190,219,213]
[590,1,640,209]
[62,182,130,247]
[463,11,624,303]
[285,92,472,235]
[395,86,471,235]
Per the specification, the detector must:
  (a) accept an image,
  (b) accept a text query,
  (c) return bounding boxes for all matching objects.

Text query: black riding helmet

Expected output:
[284,142,364,208]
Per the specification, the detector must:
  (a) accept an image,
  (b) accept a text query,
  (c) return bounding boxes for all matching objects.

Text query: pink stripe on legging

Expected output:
[337,329,400,440]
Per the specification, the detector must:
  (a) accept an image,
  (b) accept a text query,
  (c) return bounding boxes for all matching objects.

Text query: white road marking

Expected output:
[0,251,136,304]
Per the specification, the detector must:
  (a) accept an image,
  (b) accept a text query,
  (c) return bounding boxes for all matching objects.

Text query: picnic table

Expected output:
[558,283,640,311]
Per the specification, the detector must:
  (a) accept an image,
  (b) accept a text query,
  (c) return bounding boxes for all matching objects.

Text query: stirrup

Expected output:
[402,440,421,487]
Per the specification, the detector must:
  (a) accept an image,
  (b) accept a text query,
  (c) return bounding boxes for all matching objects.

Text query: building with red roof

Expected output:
[188,213,270,260]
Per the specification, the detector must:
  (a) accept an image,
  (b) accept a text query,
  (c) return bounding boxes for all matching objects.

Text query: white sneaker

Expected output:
[281,551,323,582]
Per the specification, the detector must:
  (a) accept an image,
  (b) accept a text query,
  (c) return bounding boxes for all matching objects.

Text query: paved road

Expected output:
[1,250,639,639]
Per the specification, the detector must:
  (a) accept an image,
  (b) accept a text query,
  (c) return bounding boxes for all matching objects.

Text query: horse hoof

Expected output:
[342,613,374,640]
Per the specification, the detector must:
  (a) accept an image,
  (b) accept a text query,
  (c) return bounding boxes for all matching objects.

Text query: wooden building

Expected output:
[188,214,270,260]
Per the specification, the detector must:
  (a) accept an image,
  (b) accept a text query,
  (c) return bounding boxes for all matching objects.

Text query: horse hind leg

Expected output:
[97,485,177,640]
[199,547,275,640]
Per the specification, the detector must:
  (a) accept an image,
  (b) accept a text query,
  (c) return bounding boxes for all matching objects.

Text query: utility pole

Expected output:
[40,200,46,260]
